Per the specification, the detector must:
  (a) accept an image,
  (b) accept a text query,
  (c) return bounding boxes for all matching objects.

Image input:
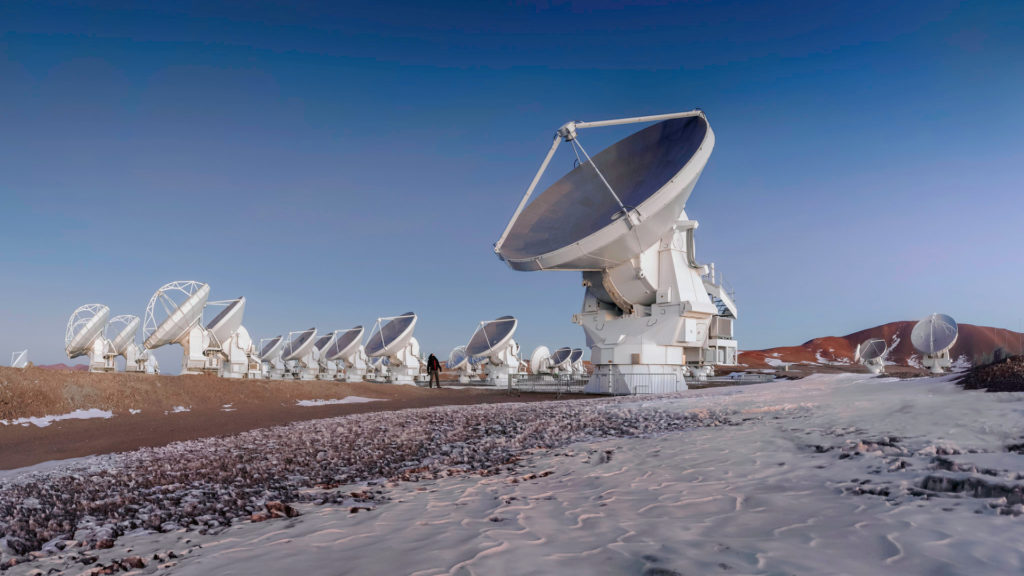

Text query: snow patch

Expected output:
[129,409,141,415]
[0,409,113,428]
[296,397,383,407]
[166,406,191,414]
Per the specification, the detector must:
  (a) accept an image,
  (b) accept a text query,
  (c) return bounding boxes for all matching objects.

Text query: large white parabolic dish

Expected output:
[497,115,713,271]
[449,345,469,370]
[282,328,318,362]
[314,333,335,354]
[144,281,211,349]
[66,304,111,358]
[365,312,417,358]
[569,348,584,363]
[466,316,517,358]
[260,336,284,359]
[857,338,887,362]
[206,297,246,346]
[326,326,364,361]
[108,315,141,355]
[529,345,551,373]
[550,346,573,369]
[911,313,958,355]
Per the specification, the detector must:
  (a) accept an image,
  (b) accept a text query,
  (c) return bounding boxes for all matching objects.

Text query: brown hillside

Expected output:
[740,321,1024,370]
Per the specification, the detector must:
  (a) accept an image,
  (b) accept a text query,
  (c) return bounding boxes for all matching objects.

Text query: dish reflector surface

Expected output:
[449,345,469,370]
[466,316,518,357]
[858,338,887,361]
[911,313,958,355]
[145,282,211,349]
[66,304,111,358]
[206,298,245,346]
[366,313,417,357]
[326,326,364,361]
[261,336,283,358]
[315,334,335,353]
[501,116,710,270]
[108,315,141,355]
[282,328,317,361]
[569,348,584,363]
[551,347,573,366]
[529,346,551,373]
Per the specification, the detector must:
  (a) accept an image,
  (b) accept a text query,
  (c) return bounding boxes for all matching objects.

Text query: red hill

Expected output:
[740,321,1024,370]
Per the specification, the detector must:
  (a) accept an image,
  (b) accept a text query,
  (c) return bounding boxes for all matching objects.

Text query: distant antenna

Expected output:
[365,312,426,385]
[325,326,368,382]
[281,327,319,380]
[448,345,477,384]
[107,314,157,374]
[259,335,286,379]
[529,345,554,378]
[465,316,524,386]
[10,350,28,369]
[911,313,959,374]
[65,304,115,372]
[314,332,339,380]
[549,347,574,374]
[569,348,588,376]
[855,338,888,375]
[143,281,212,374]
[205,297,261,379]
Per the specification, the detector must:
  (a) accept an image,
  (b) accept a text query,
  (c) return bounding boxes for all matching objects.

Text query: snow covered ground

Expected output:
[0,408,113,428]
[295,396,383,406]
[4,374,1024,575]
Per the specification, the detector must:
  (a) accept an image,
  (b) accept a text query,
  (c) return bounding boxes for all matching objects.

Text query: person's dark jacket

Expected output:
[427,355,441,372]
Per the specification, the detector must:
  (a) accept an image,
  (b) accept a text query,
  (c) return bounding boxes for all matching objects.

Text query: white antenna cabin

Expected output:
[65,304,115,372]
[529,345,556,381]
[911,313,959,374]
[365,312,426,385]
[10,350,29,369]
[495,110,739,394]
[465,316,524,386]
[855,338,888,375]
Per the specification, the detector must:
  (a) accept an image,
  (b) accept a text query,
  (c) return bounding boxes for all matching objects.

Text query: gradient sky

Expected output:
[2,1,1022,371]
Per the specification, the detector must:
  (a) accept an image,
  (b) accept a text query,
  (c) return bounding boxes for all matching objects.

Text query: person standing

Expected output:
[427,353,442,388]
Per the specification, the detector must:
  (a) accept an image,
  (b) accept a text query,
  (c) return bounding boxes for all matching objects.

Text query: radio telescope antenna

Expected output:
[529,345,555,381]
[66,304,115,372]
[448,345,478,384]
[325,326,367,382]
[569,348,587,377]
[10,350,29,369]
[281,327,319,380]
[107,314,157,373]
[855,338,888,375]
[494,110,736,394]
[911,313,958,374]
[550,347,574,374]
[313,332,339,380]
[259,335,286,379]
[205,297,261,379]
[143,281,211,374]
[465,316,524,386]
[365,312,426,385]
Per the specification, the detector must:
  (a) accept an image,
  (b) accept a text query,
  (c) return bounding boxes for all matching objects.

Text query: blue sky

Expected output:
[2,1,1022,370]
